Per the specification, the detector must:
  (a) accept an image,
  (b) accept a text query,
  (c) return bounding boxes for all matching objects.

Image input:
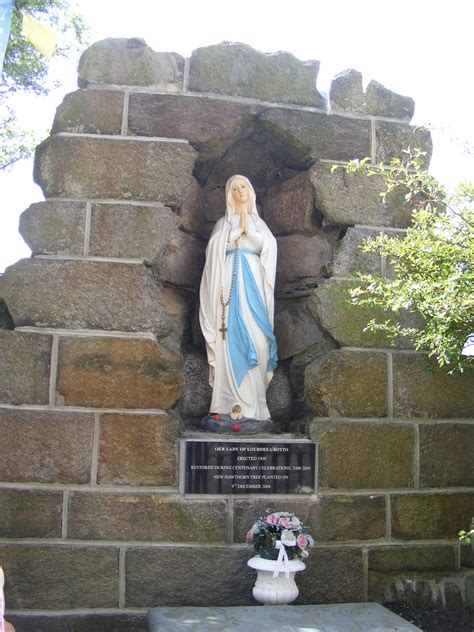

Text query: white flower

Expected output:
[301,549,309,559]
[280,529,297,547]
[291,516,301,527]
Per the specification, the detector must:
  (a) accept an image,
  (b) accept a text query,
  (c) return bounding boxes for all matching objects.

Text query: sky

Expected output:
[1,0,473,273]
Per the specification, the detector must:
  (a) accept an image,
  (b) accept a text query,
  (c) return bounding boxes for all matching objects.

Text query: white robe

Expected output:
[199,212,277,420]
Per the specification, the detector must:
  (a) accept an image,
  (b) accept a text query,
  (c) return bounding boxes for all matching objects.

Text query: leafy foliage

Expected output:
[458,528,474,543]
[1,0,87,168]
[334,148,474,373]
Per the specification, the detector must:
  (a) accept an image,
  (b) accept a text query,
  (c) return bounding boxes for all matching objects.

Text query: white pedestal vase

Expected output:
[247,555,306,605]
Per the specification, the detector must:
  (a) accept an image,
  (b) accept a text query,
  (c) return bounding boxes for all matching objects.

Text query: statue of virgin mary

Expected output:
[199,175,278,431]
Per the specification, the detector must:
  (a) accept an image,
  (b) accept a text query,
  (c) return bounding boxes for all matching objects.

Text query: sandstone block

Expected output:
[309,420,414,488]
[309,162,411,228]
[0,331,51,405]
[34,135,197,206]
[255,108,370,163]
[56,336,184,409]
[178,177,205,233]
[188,42,324,108]
[274,299,325,360]
[329,70,415,121]
[275,233,333,297]
[152,231,206,289]
[180,351,212,418]
[297,547,365,603]
[1,258,177,338]
[419,423,474,487]
[392,353,474,418]
[126,547,254,607]
[365,80,415,121]
[289,339,337,402]
[0,489,63,538]
[128,93,256,159]
[375,121,432,166]
[309,495,386,542]
[202,185,227,223]
[305,350,388,417]
[266,365,293,423]
[78,38,184,88]
[51,89,124,135]
[0,409,94,484]
[309,279,416,349]
[0,545,119,608]
[89,202,179,262]
[204,138,278,191]
[262,172,316,235]
[98,413,178,486]
[68,493,227,542]
[329,69,365,113]
[369,545,456,572]
[391,492,474,540]
[330,227,382,277]
[233,495,385,544]
[19,200,86,256]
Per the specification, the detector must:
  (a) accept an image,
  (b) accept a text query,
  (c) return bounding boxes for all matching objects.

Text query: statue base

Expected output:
[199,414,277,434]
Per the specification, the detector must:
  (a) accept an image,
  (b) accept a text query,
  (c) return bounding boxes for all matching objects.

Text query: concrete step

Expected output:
[146,603,421,631]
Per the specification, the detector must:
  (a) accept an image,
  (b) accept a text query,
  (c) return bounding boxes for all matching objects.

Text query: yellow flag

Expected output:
[22,12,57,58]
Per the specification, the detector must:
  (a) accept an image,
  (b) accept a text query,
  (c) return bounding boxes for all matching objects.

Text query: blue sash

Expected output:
[226,249,278,386]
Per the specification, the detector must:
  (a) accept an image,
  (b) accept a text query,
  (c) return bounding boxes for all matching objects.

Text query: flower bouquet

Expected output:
[246,511,314,561]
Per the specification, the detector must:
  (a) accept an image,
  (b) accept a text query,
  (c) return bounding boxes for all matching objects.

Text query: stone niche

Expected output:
[0,38,473,630]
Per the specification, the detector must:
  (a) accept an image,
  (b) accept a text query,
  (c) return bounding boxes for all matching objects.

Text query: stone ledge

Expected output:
[7,612,147,632]
[147,604,421,631]
[49,84,426,122]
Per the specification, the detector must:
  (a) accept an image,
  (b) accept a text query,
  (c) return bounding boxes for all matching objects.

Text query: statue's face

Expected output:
[230,178,249,209]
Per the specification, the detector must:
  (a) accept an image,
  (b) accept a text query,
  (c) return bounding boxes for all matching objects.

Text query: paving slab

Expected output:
[146,603,421,631]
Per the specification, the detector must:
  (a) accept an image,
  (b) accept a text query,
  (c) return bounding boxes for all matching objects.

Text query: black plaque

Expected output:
[182,440,316,495]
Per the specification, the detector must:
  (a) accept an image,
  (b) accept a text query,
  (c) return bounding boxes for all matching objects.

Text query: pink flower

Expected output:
[266,513,279,525]
[279,517,291,528]
[297,533,308,549]
[246,529,255,541]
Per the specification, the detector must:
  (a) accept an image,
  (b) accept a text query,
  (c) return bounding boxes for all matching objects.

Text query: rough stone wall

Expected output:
[0,38,473,629]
